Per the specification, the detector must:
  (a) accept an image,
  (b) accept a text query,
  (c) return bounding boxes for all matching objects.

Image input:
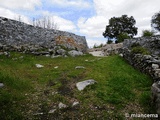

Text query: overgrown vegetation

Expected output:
[142,30,154,37]
[116,33,130,43]
[131,43,151,55]
[0,52,154,119]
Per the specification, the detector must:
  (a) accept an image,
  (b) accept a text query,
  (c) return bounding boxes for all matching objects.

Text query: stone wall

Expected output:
[121,36,160,115]
[0,17,88,55]
[123,35,160,56]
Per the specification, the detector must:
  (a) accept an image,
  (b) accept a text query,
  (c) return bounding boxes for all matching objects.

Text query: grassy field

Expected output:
[0,52,155,119]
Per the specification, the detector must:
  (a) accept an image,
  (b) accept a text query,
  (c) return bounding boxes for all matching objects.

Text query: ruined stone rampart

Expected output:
[0,17,88,54]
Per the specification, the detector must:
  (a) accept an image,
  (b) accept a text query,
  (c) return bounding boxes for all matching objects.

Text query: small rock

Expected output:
[35,64,44,68]
[152,64,159,69]
[4,51,10,57]
[72,102,79,107]
[85,59,89,62]
[75,66,85,69]
[0,83,4,88]
[45,54,50,57]
[58,102,67,109]
[68,50,83,57]
[48,109,56,114]
[76,79,97,91]
[54,66,59,69]
[56,49,66,56]
[119,54,123,57]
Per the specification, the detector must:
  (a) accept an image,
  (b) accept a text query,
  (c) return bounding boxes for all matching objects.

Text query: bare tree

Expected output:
[32,16,59,31]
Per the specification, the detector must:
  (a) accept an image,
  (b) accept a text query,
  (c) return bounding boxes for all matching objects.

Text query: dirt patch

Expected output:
[58,86,73,96]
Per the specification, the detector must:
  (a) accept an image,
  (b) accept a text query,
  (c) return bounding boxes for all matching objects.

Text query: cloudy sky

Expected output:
[0,0,159,47]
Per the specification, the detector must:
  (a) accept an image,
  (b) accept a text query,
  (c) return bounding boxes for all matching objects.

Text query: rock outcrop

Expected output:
[0,17,88,56]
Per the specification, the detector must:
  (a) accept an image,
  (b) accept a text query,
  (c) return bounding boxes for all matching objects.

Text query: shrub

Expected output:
[142,30,154,37]
[131,46,151,55]
[116,33,130,43]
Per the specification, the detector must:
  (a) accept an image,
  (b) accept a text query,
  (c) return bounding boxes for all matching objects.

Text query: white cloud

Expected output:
[86,38,107,48]
[0,0,41,11]
[50,16,77,32]
[78,0,160,47]
[0,7,31,24]
[51,0,91,9]
[78,16,107,37]
[34,10,77,32]
[93,0,160,35]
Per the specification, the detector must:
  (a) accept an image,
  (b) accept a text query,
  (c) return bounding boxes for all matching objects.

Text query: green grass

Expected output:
[0,52,154,119]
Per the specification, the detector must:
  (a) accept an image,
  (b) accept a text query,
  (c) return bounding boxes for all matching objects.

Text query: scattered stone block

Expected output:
[58,102,67,109]
[35,64,44,68]
[54,66,59,69]
[119,54,123,57]
[72,101,79,107]
[76,79,97,91]
[68,50,83,57]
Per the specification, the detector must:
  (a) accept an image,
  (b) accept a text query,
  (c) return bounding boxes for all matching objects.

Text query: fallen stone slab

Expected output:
[35,64,44,68]
[76,79,97,91]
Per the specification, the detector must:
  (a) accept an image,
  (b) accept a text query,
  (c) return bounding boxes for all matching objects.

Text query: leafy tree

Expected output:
[103,15,138,42]
[151,11,160,32]
[142,30,154,37]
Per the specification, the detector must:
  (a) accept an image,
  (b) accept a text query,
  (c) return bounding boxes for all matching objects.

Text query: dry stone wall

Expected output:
[121,36,160,115]
[0,17,88,56]
[123,35,160,55]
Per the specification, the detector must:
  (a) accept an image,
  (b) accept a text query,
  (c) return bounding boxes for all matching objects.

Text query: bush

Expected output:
[116,33,130,43]
[131,46,151,55]
[142,30,154,37]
